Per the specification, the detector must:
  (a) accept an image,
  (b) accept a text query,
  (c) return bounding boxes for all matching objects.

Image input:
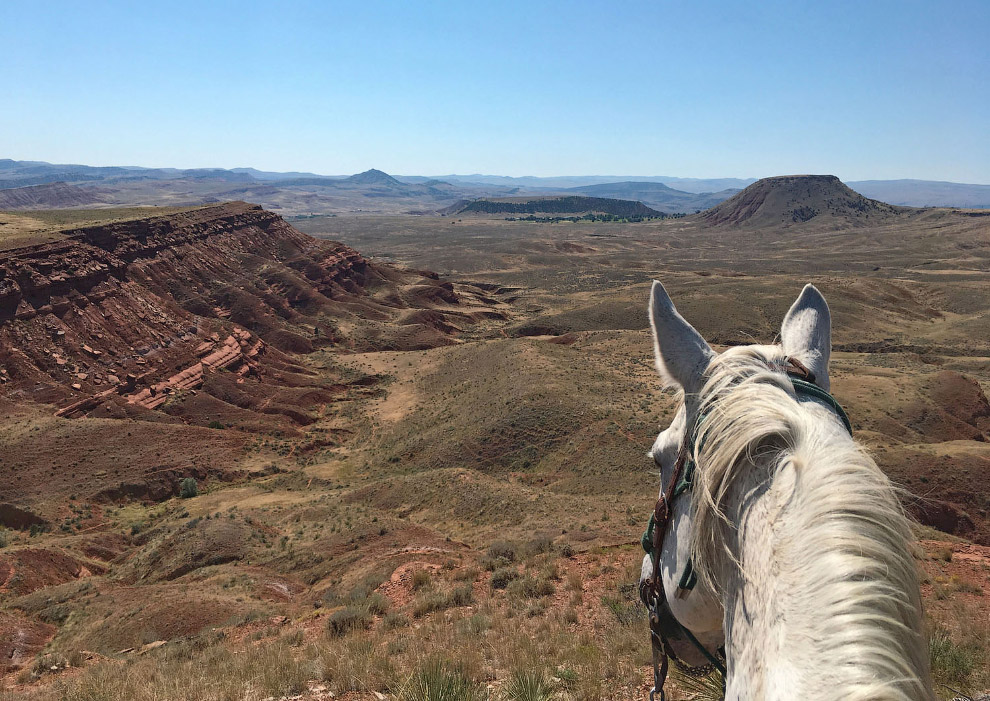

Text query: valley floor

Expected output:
[2,211,990,699]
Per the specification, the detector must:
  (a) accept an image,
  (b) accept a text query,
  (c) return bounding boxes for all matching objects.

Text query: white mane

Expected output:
[688,345,932,700]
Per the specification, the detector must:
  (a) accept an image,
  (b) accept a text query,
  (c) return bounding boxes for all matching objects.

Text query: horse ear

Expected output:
[649,280,714,394]
[781,284,831,390]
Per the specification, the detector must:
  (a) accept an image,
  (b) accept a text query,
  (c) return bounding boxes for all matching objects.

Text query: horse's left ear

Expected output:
[781,284,831,390]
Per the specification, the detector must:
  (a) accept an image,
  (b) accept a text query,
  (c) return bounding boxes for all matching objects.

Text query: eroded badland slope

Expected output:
[0,203,506,521]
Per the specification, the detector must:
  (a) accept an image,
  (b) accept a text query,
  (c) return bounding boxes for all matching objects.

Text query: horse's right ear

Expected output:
[649,280,714,394]
[781,284,831,391]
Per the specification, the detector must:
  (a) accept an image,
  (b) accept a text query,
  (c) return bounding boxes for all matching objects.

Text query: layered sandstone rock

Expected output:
[0,202,502,418]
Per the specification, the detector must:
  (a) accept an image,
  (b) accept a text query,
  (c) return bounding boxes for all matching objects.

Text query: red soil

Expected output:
[0,547,101,598]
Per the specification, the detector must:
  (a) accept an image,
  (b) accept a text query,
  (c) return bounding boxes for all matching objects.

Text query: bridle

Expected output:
[638,356,852,701]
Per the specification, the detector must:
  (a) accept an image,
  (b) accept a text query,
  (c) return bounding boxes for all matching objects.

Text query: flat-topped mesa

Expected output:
[0,202,504,418]
[700,174,909,228]
[67,201,288,260]
[0,203,372,324]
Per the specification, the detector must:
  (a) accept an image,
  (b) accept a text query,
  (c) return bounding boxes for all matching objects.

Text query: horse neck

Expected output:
[697,403,933,701]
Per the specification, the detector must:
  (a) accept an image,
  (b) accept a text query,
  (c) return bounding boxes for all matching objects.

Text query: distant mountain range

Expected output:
[408,174,757,194]
[841,179,990,209]
[0,162,510,215]
[1,159,987,214]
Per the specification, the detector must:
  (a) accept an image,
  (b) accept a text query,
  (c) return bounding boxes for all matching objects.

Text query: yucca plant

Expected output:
[400,659,486,701]
[670,666,725,701]
[504,669,553,701]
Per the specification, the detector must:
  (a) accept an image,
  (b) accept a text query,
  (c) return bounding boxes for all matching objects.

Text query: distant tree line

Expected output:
[506,212,679,223]
[460,196,663,217]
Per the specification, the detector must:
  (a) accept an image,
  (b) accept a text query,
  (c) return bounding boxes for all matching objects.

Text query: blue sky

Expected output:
[2,1,988,182]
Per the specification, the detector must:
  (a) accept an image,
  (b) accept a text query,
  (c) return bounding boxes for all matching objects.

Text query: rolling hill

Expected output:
[563,181,738,213]
[0,182,107,209]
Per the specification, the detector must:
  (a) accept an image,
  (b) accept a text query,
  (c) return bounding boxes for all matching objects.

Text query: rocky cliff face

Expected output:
[0,202,503,420]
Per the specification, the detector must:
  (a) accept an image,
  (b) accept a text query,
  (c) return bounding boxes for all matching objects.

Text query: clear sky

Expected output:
[2,0,988,182]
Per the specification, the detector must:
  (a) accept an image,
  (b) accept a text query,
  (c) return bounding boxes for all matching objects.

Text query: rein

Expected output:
[639,356,852,701]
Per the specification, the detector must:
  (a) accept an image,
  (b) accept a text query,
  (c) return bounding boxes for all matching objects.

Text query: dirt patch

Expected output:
[928,370,990,436]
[376,560,445,610]
[919,539,990,623]
[74,533,131,563]
[0,503,47,530]
[0,548,101,598]
[0,610,55,673]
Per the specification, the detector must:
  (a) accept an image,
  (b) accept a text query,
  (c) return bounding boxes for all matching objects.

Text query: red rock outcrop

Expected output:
[0,202,502,420]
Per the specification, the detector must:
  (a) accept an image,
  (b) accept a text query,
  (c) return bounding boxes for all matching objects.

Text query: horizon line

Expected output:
[3,158,990,187]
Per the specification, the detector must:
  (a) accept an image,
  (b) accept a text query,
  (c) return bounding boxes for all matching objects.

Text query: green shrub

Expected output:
[453,567,479,582]
[179,477,198,499]
[411,570,432,591]
[448,584,474,607]
[601,595,644,625]
[929,626,977,687]
[208,420,225,430]
[0,527,8,549]
[281,629,304,647]
[482,540,519,571]
[455,614,490,635]
[413,592,449,618]
[490,567,520,590]
[366,592,390,616]
[555,667,579,688]
[507,575,555,599]
[526,600,549,617]
[488,541,518,562]
[412,585,473,618]
[383,612,410,630]
[522,536,553,558]
[327,606,372,637]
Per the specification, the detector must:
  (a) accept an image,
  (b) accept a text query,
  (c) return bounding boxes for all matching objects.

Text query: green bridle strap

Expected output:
[789,378,853,435]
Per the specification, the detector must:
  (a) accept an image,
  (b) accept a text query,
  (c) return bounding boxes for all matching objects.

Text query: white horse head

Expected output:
[642,280,933,700]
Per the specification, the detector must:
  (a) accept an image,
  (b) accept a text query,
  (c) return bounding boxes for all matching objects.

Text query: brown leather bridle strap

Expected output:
[644,443,691,701]
[649,443,690,594]
[783,355,816,384]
